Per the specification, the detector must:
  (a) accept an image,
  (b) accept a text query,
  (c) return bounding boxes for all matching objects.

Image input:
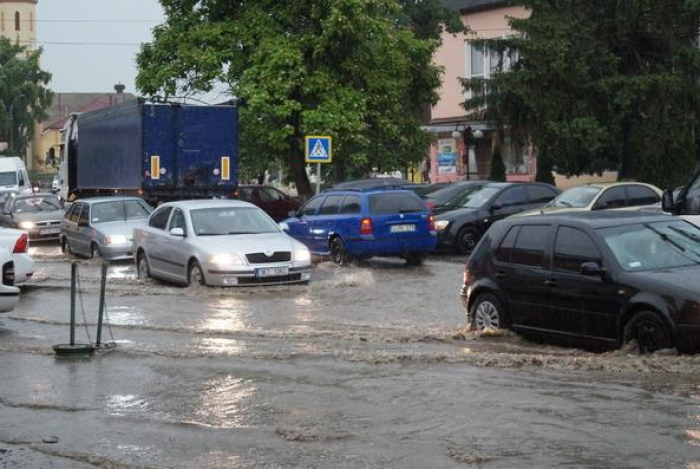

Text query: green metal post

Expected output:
[96,263,107,346]
[70,262,76,346]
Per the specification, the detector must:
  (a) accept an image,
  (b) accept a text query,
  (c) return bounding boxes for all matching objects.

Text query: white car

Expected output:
[0,227,35,284]
[0,246,20,312]
[132,199,312,287]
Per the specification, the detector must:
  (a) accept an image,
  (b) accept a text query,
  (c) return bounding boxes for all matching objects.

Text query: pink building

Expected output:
[424,0,534,183]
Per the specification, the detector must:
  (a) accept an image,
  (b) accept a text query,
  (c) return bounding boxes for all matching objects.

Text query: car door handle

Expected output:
[544,279,557,287]
[494,272,506,280]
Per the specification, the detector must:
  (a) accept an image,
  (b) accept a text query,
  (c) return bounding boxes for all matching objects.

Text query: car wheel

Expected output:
[623,311,672,354]
[330,237,350,266]
[90,243,101,259]
[136,251,151,280]
[188,260,206,286]
[457,226,480,255]
[470,293,505,331]
[405,252,426,266]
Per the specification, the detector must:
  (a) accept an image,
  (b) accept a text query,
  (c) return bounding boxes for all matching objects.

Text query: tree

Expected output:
[461,0,700,189]
[0,38,53,158]
[489,144,506,181]
[136,0,463,197]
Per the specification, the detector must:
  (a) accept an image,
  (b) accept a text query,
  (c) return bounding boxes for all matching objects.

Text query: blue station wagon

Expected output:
[280,188,437,265]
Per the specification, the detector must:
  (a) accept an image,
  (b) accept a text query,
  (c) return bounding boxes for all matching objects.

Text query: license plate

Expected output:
[390,224,416,233]
[39,228,60,235]
[255,267,289,278]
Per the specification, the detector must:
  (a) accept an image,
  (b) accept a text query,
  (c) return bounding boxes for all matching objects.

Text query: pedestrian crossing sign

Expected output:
[305,136,332,163]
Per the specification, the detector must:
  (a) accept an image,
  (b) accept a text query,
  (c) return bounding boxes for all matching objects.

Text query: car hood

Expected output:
[194,232,303,254]
[94,219,149,238]
[12,210,65,223]
[632,268,700,298]
[434,207,479,220]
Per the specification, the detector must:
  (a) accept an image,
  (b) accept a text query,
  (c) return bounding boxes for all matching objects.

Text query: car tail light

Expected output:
[428,213,435,231]
[360,218,373,235]
[13,233,28,253]
[463,264,472,285]
[2,261,15,286]
[425,200,435,211]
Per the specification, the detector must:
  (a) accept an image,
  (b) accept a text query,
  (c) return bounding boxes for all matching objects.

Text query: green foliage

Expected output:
[489,144,506,181]
[137,0,462,195]
[0,38,53,157]
[462,0,700,189]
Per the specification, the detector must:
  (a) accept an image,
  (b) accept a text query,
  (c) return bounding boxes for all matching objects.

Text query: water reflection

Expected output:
[194,375,255,429]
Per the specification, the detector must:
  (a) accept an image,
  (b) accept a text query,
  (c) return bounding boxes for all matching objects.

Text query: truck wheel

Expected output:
[90,243,101,259]
[188,260,206,287]
[136,251,150,280]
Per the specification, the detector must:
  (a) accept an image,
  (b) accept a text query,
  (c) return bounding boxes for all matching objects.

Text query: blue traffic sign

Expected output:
[305,136,332,163]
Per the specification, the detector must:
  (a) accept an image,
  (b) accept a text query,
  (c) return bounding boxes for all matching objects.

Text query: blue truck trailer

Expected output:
[58,99,239,204]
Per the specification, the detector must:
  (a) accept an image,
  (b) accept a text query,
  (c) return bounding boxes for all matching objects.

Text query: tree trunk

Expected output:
[288,110,313,200]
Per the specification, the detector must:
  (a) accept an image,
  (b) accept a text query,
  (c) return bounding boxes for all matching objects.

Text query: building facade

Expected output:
[426,0,535,183]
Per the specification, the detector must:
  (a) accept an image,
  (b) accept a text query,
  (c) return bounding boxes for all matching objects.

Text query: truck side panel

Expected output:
[142,104,176,189]
[76,100,144,190]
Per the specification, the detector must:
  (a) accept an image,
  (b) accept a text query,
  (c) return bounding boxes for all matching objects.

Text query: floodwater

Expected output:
[1,245,700,468]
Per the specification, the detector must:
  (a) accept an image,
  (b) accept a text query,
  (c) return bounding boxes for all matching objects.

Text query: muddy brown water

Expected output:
[0,245,699,468]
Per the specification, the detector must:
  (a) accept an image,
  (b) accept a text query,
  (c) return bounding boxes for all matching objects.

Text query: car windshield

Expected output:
[0,171,17,186]
[547,186,601,208]
[191,207,280,236]
[13,194,61,213]
[91,200,151,224]
[426,183,483,206]
[599,220,700,271]
[460,186,501,209]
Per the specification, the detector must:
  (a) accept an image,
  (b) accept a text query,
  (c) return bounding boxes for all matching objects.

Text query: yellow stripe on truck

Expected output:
[221,156,230,181]
[151,155,160,180]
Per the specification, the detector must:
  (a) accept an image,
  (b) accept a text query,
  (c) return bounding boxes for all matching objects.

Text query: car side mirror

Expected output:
[661,189,675,214]
[169,227,185,237]
[580,261,607,279]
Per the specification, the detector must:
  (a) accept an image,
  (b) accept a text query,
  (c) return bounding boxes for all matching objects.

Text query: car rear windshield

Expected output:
[369,192,426,215]
[92,200,151,224]
[599,220,700,271]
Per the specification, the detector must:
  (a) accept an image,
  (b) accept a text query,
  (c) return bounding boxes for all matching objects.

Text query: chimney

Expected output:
[114,83,125,94]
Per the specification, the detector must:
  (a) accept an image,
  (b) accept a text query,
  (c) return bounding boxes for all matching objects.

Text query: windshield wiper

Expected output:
[644,224,700,261]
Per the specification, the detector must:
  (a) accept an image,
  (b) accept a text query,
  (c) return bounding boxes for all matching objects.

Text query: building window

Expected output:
[14,11,20,31]
[466,40,518,99]
[502,137,530,175]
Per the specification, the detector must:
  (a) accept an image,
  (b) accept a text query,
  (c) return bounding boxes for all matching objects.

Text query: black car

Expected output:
[460,211,700,353]
[434,182,560,254]
[423,180,488,213]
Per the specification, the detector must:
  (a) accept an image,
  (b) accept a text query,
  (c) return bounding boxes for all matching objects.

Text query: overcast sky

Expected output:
[37,0,165,95]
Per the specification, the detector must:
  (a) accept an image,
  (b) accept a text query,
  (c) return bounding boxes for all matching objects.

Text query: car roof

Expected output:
[570,181,661,191]
[162,199,257,210]
[505,211,676,229]
[74,196,148,204]
[321,187,418,195]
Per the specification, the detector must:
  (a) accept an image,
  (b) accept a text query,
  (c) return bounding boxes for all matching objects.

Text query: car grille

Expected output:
[237,273,302,285]
[35,221,61,227]
[246,251,291,264]
[2,260,15,287]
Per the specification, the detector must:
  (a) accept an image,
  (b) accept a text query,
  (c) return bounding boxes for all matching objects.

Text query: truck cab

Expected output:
[662,167,700,227]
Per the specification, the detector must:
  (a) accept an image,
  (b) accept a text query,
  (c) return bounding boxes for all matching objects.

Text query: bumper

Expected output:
[26,227,61,241]
[204,265,313,287]
[346,235,437,257]
[13,253,35,284]
[100,243,134,261]
[0,287,20,313]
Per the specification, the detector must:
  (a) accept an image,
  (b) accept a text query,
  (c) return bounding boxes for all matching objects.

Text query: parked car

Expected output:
[434,182,560,254]
[423,180,489,213]
[236,185,302,222]
[60,197,153,260]
[0,227,34,284]
[662,166,700,228]
[0,192,64,241]
[516,182,662,217]
[133,199,312,287]
[461,211,700,353]
[332,177,422,191]
[280,188,437,265]
[0,247,19,313]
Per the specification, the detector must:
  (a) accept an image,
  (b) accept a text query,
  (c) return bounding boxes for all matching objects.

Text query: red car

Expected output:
[236,185,301,222]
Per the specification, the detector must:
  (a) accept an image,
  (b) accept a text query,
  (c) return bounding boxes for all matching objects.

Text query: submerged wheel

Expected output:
[330,237,349,266]
[90,243,101,259]
[470,293,505,331]
[188,260,206,286]
[405,252,426,266]
[457,226,480,255]
[136,251,150,280]
[623,311,672,354]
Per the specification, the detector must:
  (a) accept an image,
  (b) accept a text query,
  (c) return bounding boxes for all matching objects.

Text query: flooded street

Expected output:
[1,245,700,468]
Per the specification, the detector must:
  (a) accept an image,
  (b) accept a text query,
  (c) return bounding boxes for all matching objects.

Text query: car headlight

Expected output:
[210,253,244,265]
[18,221,35,230]
[105,235,128,245]
[434,220,450,231]
[295,247,311,262]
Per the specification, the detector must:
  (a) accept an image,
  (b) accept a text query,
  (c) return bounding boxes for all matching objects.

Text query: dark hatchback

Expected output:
[460,212,700,353]
[236,185,301,222]
[434,182,560,254]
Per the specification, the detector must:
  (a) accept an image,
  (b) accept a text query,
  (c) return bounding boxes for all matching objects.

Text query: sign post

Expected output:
[305,136,332,193]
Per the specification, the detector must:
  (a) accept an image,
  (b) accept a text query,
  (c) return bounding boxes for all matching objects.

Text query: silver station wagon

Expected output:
[132,199,312,287]
[60,196,153,260]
